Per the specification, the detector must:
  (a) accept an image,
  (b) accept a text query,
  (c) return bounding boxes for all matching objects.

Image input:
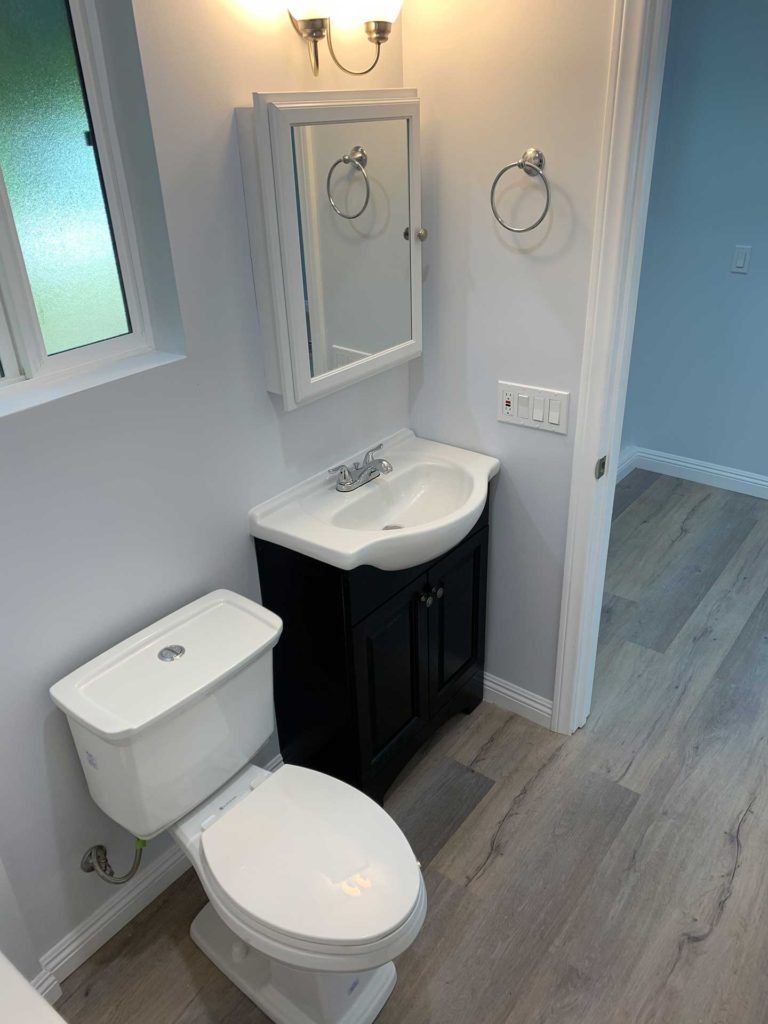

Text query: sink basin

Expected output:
[249,430,500,571]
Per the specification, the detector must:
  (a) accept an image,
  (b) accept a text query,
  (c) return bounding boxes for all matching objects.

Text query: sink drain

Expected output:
[382,524,404,531]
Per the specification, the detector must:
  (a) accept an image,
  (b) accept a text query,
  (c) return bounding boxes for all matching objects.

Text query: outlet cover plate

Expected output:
[498,380,570,435]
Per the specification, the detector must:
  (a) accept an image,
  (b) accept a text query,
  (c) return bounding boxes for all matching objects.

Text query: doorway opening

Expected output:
[594,0,768,718]
[554,0,767,731]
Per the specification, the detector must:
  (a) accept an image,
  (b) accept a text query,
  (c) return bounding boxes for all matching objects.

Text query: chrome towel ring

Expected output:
[326,145,371,220]
[490,148,551,233]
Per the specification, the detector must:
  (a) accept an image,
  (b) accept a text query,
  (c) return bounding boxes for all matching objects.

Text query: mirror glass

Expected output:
[291,118,412,379]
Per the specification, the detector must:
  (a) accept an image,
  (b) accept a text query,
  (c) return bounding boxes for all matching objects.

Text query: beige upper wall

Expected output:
[403,0,616,699]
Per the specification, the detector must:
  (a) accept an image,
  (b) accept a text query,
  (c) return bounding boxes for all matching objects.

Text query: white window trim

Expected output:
[0,0,158,401]
[0,201,25,384]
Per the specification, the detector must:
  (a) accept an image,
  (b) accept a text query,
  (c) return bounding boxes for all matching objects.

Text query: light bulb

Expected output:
[288,1,328,20]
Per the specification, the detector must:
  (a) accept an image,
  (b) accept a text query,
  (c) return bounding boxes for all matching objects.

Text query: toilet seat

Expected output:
[197,765,424,968]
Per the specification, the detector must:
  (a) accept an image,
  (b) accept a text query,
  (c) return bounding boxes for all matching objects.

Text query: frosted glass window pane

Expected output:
[0,0,130,356]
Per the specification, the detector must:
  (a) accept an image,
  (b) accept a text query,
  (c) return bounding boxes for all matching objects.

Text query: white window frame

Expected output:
[0,0,155,392]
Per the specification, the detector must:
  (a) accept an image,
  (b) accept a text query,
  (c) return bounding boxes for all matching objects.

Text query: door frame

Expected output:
[551,0,674,733]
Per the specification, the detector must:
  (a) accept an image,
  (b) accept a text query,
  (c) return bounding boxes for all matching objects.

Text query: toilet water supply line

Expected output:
[81,838,146,885]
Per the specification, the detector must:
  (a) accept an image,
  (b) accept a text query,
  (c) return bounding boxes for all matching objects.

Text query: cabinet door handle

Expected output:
[420,591,434,608]
[433,586,445,600]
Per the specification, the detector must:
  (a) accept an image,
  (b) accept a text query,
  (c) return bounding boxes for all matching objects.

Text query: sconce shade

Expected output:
[362,0,403,22]
[288,1,329,19]
[326,0,402,23]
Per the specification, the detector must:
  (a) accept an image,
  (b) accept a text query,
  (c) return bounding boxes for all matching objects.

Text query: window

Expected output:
[0,0,152,391]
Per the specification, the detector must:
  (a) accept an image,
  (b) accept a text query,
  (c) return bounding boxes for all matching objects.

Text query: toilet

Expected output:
[49,590,426,1024]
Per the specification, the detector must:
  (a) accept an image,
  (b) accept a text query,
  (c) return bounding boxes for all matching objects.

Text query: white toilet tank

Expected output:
[50,591,283,839]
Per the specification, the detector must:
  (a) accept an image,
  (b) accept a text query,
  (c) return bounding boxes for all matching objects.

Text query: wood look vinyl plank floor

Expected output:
[57,473,768,1024]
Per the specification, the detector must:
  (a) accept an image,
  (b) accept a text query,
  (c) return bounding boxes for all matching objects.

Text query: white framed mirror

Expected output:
[237,90,422,410]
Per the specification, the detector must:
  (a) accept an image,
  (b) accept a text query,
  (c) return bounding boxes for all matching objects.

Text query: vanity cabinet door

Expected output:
[427,528,489,714]
[352,577,430,786]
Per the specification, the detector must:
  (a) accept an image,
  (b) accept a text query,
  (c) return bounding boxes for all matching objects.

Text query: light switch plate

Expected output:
[498,380,570,435]
[732,245,752,274]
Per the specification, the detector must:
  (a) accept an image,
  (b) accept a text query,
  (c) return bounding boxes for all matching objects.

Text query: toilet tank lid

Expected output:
[49,590,283,741]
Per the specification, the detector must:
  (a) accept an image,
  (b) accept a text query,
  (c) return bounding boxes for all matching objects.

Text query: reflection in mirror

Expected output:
[291,119,411,379]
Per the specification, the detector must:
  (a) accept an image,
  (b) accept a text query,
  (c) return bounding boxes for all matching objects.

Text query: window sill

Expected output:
[0,348,185,418]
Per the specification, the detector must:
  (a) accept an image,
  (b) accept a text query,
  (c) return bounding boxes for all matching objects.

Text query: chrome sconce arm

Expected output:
[326,19,383,76]
[288,12,396,77]
[289,14,329,77]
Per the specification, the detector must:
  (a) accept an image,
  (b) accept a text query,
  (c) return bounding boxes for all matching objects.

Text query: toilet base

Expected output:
[190,903,397,1024]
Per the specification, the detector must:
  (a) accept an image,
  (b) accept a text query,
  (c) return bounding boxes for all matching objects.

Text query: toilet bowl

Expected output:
[172,762,426,1024]
[50,590,425,1024]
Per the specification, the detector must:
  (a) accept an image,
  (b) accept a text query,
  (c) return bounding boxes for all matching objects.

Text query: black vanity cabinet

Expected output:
[255,503,489,801]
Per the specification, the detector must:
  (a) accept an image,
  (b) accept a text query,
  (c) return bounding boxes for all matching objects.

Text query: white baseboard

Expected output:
[618,446,768,501]
[617,445,639,481]
[483,673,554,729]
[39,844,189,996]
[37,753,285,1001]
[31,968,63,1005]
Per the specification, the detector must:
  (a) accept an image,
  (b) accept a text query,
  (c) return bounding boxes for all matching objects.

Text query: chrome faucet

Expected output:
[329,444,393,493]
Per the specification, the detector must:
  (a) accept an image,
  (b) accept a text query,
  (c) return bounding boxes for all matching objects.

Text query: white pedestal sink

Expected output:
[249,430,500,571]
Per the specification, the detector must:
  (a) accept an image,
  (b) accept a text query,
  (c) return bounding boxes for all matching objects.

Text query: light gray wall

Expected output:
[4,0,624,980]
[623,0,768,473]
[403,0,614,699]
[0,0,408,974]
[0,858,40,980]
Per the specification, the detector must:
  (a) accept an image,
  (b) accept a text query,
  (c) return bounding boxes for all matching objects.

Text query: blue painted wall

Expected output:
[622,0,768,475]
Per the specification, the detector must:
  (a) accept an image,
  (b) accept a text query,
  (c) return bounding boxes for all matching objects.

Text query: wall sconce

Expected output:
[288,1,403,77]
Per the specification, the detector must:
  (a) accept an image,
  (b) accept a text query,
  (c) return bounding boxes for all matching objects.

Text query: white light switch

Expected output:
[732,245,752,274]
[497,381,570,435]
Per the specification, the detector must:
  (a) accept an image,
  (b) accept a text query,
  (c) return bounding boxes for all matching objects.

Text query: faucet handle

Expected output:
[329,464,353,484]
[362,444,383,465]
